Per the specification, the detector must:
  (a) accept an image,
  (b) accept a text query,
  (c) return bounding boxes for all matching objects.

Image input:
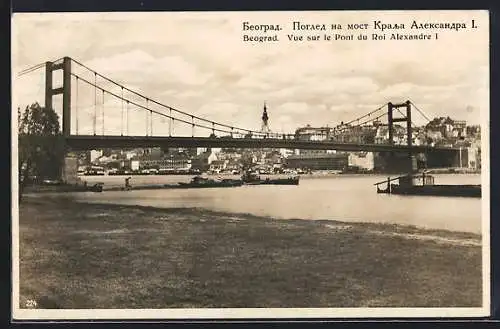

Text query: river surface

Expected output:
[75,174,483,234]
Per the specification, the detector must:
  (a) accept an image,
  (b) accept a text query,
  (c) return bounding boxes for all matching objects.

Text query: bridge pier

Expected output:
[375,152,417,174]
[426,149,463,168]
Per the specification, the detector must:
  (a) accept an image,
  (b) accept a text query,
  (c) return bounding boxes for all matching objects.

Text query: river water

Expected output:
[76,174,482,234]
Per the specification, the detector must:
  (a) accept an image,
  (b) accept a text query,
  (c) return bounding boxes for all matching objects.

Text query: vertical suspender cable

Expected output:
[121,87,124,136]
[93,73,97,135]
[169,108,172,137]
[102,89,105,135]
[145,100,149,136]
[127,100,130,135]
[192,116,194,137]
[149,99,152,137]
[75,76,79,135]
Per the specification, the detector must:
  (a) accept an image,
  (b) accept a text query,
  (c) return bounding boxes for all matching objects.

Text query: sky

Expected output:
[12,10,489,137]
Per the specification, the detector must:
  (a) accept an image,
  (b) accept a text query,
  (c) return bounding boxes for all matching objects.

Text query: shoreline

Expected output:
[18,195,482,309]
[22,171,481,194]
[24,193,481,237]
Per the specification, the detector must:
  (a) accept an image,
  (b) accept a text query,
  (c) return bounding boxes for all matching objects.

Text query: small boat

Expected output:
[241,171,300,186]
[88,183,104,192]
[165,176,243,189]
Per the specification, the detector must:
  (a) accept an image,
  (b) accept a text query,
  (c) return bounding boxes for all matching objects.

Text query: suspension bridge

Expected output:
[18,56,460,167]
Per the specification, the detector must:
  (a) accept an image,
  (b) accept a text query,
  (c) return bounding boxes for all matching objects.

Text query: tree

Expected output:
[425,117,444,129]
[18,103,65,199]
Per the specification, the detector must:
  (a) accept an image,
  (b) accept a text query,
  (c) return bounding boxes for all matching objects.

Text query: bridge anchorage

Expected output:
[38,56,462,179]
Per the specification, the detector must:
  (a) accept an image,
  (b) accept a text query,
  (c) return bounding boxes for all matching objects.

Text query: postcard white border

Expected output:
[11,10,491,320]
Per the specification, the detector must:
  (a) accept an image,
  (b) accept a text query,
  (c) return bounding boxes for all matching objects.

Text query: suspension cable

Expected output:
[18,57,413,141]
[70,57,275,136]
[409,100,432,123]
[17,63,45,77]
[333,111,387,134]
[343,103,388,126]
[16,56,64,77]
[332,103,389,134]
[73,72,334,137]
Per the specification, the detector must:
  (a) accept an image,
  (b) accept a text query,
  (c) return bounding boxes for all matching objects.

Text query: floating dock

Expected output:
[374,173,481,198]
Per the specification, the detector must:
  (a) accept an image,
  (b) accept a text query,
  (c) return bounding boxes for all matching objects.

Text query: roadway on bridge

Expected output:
[65,135,459,154]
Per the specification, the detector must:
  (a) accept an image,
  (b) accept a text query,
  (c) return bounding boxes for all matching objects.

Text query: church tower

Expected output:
[261,102,270,133]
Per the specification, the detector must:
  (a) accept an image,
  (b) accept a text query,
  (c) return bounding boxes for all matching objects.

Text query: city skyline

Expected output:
[13,11,488,136]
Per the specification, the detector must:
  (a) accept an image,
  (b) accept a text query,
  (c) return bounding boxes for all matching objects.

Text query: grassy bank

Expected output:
[18,195,482,309]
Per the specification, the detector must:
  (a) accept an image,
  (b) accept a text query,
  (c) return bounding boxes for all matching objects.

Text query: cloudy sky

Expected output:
[12,10,489,136]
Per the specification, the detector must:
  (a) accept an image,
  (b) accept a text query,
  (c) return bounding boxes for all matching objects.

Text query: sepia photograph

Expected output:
[11,10,490,319]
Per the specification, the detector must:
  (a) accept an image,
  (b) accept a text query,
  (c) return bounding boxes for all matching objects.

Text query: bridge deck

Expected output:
[65,135,458,153]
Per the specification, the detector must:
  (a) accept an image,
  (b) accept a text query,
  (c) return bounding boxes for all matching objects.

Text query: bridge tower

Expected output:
[261,102,270,133]
[387,100,417,173]
[45,57,72,137]
[45,57,78,184]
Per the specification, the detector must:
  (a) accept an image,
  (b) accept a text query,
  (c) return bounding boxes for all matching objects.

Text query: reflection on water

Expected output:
[76,174,482,234]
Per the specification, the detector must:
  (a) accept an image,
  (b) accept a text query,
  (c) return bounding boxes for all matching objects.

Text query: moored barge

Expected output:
[375,173,481,198]
[242,171,300,186]
[165,176,243,189]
